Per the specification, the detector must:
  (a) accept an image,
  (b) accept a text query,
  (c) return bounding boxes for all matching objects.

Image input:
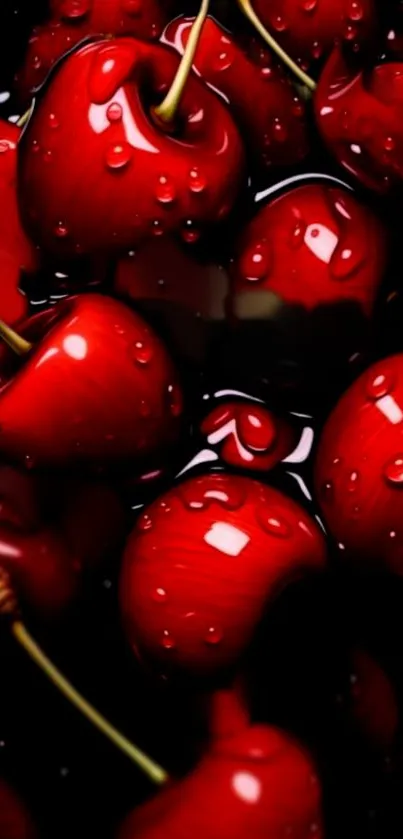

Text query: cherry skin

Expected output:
[249,0,376,70]
[0,294,182,470]
[0,120,37,326]
[315,49,403,193]
[118,720,322,838]
[120,472,326,678]
[162,16,308,172]
[0,779,36,839]
[16,0,172,104]
[229,182,386,317]
[348,647,399,752]
[0,464,125,619]
[18,37,245,258]
[200,400,297,472]
[314,354,403,575]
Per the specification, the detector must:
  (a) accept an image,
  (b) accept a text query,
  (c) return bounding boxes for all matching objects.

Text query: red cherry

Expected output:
[16,0,172,103]
[120,472,326,677]
[0,294,182,470]
[229,183,386,317]
[162,15,308,171]
[314,354,403,574]
[315,48,403,193]
[18,37,245,257]
[0,120,37,326]
[118,720,322,838]
[245,0,376,69]
[348,647,399,751]
[0,779,36,839]
[200,400,297,471]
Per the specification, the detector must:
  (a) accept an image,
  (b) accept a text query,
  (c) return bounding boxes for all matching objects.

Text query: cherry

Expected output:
[314,353,403,574]
[162,15,308,172]
[347,647,399,752]
[0,779,36,839]
[315,49,403,193]
[0,293,182,470]
[16,0,172,104]
[229,182,386,316]
[238,0,376,72]
[18,34,244,257]
[200,400,297,472]
[120,472,326,678]
[118,690,323,839]
[0,120,37,326]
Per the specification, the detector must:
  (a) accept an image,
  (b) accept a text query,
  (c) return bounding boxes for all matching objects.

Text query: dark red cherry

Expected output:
[0,120,37,325]
[315,49,403,193]
[200,400,297,471]
[248,0,376,70]
[18,37,245,257]
[16,0,172,103]
[315,354,403,574]
[0,779,36,839]
[0,294,182,470]
[120,472,326,678]
[230,182,386,317]
[348,647,399,751]
[162,15,308,171]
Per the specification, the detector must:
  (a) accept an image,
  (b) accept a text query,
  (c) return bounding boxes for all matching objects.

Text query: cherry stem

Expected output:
[154,0,210,123]
[17,110,30,129]
[0,321,32,356]
[11,620,169,785]
[237,0,316,92]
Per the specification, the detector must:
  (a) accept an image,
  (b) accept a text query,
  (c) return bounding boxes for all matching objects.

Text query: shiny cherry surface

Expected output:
[162,15,308,171]
[0,294,182,470]
[18,37,245,257]
[316,50,403,193]
[120,472,326,677]
[118,719,322,839]
[315,354,403,574]
[0,120,37,325]
[0,779,36,839]
[230,183,386,317]
[251,0,376,69]
[16,0,171,103]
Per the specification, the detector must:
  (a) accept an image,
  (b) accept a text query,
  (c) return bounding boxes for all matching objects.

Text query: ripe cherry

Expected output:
[18,33,244,257]
[162,15,308,173]
[0,779,36,839]
[348,647,399,752]
[120,472,326,678]
[0,294,182,470]
[200,400,297,472]
[16,0,172,104]
[314,353,403,574]
[0,120,37,326]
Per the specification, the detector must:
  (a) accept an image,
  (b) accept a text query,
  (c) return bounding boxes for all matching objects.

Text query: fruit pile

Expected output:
[2,0,403,837]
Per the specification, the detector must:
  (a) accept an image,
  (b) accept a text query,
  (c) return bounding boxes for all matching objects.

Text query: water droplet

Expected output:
[153,587,167,603]
[32,140,40,154]
[260,65,273,80]
[106,102,123,123]
[299,0,318,11]
[161,630,176,650]
[122,0,142,16]
[24,454,35,470]
[272,15,287,32]
[321,481,334,501]
[311,41,323,59]
[55,222,68,238]
[140,399,151,417]
[212,44,235,72]
[384,456,403,487]
[181,220,200,243]
[241,241,271,282]
[289,219,306,249]
[189,167,207,194]
[137,513,153,532]
[131,339,153,366]
[366,369,395,400]
[384,136,395,152]
[344,23,358,40]
[292,97,304,118]
[179,476,246,512]
[48,113,59,129]
[204,626,223,645]
[105,142,132,171]
[347,0,363,21]
[340,109,351,132]
[257,507,291,537]
[272,118,288,143]
[32,55,42,71]
[152,219,164,236]
[347,470,359,492]
[155,175,175,204]
[60,0,90,20]
[43,149,53,163]
[168,383,183,417]
[237,406,276,452]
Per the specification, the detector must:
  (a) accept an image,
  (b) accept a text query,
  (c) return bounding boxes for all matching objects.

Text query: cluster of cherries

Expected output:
[1,0,403,836]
